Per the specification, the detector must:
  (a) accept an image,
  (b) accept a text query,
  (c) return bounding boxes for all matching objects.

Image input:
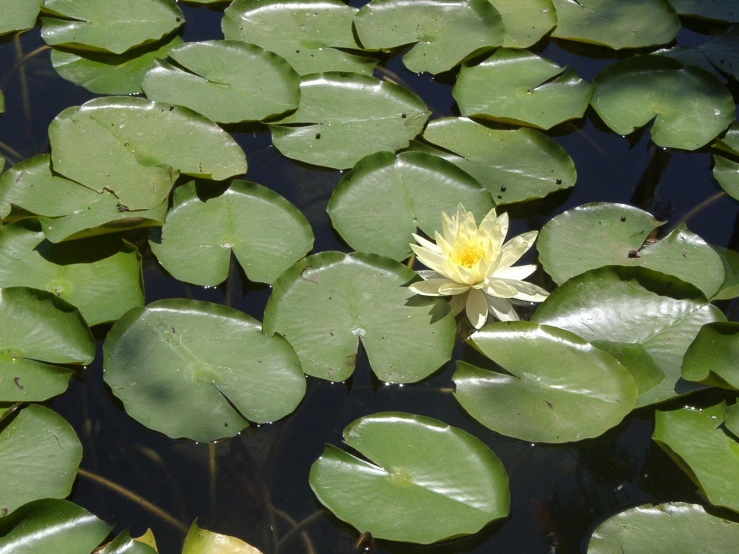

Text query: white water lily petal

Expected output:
[435,231,454,259]
[499,231,538,269]
[486,295,519,322]
[484,279,519,298]
[449,292,467,315]
[466,288,488,329]
[409,278,455,296]
[441,211,458,244]
[460,209,478,239]
[494,264,537,281]
[411,244,448,275]
[416,270,442,280]
[501,279,549,302]
[438,282,471,295]
[479,209,507,249]
[412,233,441,254]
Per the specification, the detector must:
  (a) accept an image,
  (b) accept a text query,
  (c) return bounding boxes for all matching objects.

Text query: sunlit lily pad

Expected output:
[104,299,306,442]
[453,49,593,130]
[263,252,455,383]
[417,117,576,204]
[551,0,679,49]
[589,342,664,396]
[40,0,184,54]
[653,402,739,513]
[310,412,509,544]
[591,55,734,150]
[489,0,556,48]
[532,267,725,407]
[714,154,739,201]
[270,73,429,169]
[354,0,503,74]
[697,25,739,81]
[454,322,637,443]
[725,403,739,437]
[150,180,313,286]
[0,0,43,35]
[0,221,144,326]
[0,405,82,515]
[141,41,301,124]
[49,96,247,211]
[668,0,739,22]
[0,499,110,553]
[715,122,739,156]
[712,245,739,300]
[99,531,158,554]
[327,151,493,260]
[587,502,739,553]
[682,322,739,389]
[182,521,263,554]
[222,0,376,76]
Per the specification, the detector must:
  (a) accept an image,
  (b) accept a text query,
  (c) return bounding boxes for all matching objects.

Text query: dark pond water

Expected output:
[1,3,738,553]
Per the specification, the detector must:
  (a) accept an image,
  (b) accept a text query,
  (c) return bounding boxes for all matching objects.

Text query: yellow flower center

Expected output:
[453,240,485,269]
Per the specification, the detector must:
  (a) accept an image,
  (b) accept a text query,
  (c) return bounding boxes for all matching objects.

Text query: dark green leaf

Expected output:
[682,322,739,389]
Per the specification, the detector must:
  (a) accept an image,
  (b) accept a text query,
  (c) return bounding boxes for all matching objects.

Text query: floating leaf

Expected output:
[590,342,664,396]
[712,245,739,300]
[0,221,144,326]
[591,55,734,150]
[327,151,493,260]
[263,252,455,383]
[654,46,725,81]
[182,520,263,554]
[99,531,158,554]
[104,299,305,442]
[49,96,247,211]
[0,0,42,35]
[418,117,576,204]
[532,267,725,407]
[270,73,429,169]
[310,412,509,544]
[489,0,557,48]
[682,322,739,389]
[715,122,739,156]
[725,403,739,437]
[133,530,158,550]
[150,180,313,286]
[141,40,300,124]
[714,154,739,201]
[587,502,739,553]
[222,0,375,76]
[453,49,593,130]
[551,0,680,49]
[0,405,82,516]
[697,25,739,81]
[668,0,739,22]
[354,0,503,74]
[654,402,739,513]
[41,0,184,54]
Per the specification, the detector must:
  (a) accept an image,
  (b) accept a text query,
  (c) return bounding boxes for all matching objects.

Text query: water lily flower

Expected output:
[409,204,549,329]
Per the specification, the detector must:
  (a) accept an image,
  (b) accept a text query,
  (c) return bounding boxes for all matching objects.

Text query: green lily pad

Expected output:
[50,36,183,95]
[453,49,593,130]
[532,267,725,407]
[714,154,739,201]
[141,40,301,124]
[0,499,110,553]
[712,245,739,300]
[551,0,680,49]
[0,287,93,402]
[654,46,725,81]
[49,96,247,211]
[537,203,725,298]
[587,502,739,553]
[653,402,739,513]
[0,221,144,326]
[682,322,739,389]
[715,122,739,156]
[0,0,43,35]
[668,0,739,22]
[454,322,638,443]
[697,25,739,81]
[103,299,306,442]
[489,0,557,48]
[0,405,82,516]
[418,117,576,204]
[99,531,158,554]
[40,0,184,54]
[263,252,455,383]
[327,151,493,260]
[724,403,739,437]
[354,0,503,74]
[591,55,734,150]
[309,412,509,544]
[589,342,664,396]
[150,180,313,286]
[182,521,263,554]
[222,0,376,76]
[270,72,429,169]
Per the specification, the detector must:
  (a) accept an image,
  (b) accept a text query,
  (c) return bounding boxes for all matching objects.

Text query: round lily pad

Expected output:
[714,154,739,202]
[697,25,739,81]
[98,531,158,554]
[182,521,263,554]
[103,299,306,442]
[712,245,739,300]
[668,0,739,22]
[263,251,456,383]
[716,122,739,156]
[309,412,509,544]
[489,0,556,48]
[682,322,739,389]
[150,180,313,287]
[724,403,739,437]
[327,151,493,260]
[0,0,43,35]
[453,49,593,130]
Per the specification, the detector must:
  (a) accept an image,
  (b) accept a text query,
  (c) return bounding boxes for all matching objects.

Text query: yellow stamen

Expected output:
[453,240,484,268]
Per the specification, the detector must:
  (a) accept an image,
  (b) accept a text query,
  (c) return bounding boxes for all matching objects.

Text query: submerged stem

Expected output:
[275,508,321,554]
[670,191,727,233]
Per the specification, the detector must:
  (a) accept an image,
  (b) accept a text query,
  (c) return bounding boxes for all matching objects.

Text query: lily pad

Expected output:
[354,0,503,74]
[0,405,82,516]
[668,0,739,22]
[697,25,739,81]
[532,267,725,407]
[222,0,376,76]
[489,0,557,48]
[40,0,184,54]
[0,499,110,553]
[49,96,247,211]
[103,299,306,442]
[587,502,739,553]
[418,117,576,204]
[309,412,509,544]
[725,403,739,437]
[537,203,725,298]
[551,0,680,50]
[270,72,429,169]
[453,49,593,130]
[682,322,739,389]
[589,342,664,396]
[263,252,455,383]
[182,521,263,554]
[327,151,493,260]
[99,531,158,554]
[712,245,739,300]
[141,40,301,124]
[653,402,739,513]
[0,0,43,35]
[714,154,739,201]
[150,180,313,286]
[715,122,739,156]
[591,55,734,150]
[454,322,638,443]
[0,221,144,326]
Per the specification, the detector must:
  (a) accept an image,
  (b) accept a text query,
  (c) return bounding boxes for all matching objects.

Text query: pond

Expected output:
[1,1,739,553]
